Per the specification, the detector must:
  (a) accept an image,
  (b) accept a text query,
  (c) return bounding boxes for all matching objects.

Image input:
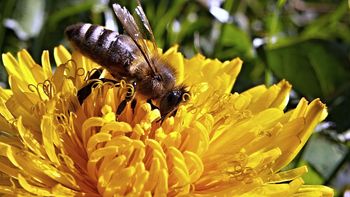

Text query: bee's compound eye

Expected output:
[167,91,181,106]
[159,90,182,117]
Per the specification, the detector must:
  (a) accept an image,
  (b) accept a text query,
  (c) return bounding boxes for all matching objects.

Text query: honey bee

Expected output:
[65,2,189,120]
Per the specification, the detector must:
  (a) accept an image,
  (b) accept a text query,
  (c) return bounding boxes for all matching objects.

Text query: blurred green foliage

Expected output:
[1,0,350,195]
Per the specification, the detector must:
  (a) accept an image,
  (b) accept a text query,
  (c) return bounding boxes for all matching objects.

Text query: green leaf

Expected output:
[328,90,350,131]
[150,0,187,47]
[299,160,324,184]
[48,1,94,29]
[302,134,348,179]
[277,0,287,8]
[266,39,350,99]
[217,24,253,59]
[302,1,348,40]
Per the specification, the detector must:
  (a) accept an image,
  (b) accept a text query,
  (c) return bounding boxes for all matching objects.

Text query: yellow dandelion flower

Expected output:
[0,45,333,196]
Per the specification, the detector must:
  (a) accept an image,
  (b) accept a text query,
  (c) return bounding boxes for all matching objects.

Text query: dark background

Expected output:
[0,0,349,195]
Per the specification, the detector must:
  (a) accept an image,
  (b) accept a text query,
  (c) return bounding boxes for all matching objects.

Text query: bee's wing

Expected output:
[134,2,159,53]
[112,2,158,74]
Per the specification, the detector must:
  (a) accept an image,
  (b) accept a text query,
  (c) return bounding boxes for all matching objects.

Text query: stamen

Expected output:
[125,83,135,99]
[89,79,104,89]
[76,67,85,77]
[198,152,257,186]
[55,113,69,125]
[54,113,71,137]
[28,80,56,101]
[42,80,56,99]
[119,80,127,89]
[31,101,46,118]
[28,83,42,100]
[59,60,87,85]
[182,93,191,102]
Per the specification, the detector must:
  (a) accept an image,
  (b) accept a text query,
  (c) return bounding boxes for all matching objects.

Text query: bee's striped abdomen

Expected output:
[65,23,139,78]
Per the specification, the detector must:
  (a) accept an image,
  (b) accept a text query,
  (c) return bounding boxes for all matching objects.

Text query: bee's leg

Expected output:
[77,75,118,105]
[78,68,102,104]
[161,110,178,123]
[87,68,103,80]
[146,99,175,123]
[77,82,94,104]
[146,99,158,110]
[131,99,137,113]
[116,81,137,116]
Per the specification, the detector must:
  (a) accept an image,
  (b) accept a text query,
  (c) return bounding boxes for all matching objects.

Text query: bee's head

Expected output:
[159,86,190,120]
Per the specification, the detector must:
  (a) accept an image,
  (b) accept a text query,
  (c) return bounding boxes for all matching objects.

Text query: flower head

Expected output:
[0,45,333,196]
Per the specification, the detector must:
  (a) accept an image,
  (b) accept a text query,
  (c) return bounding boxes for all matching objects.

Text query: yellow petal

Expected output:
[183,151,204,182]
[2,53,21,82]
[163,45,185,84]
[18,49,46,83]
[267,166,308,183]
[54,45,71,66]
[18,174,52,196]
[0,87,12,101]
[274,99,327,171]
[41,115,60,164]
[17,117,44,158]
[41,50,53,79]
